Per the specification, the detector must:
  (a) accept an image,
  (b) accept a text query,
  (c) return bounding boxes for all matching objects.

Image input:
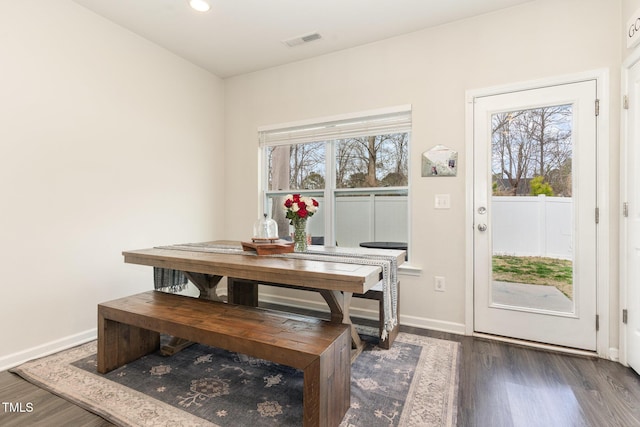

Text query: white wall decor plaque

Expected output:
[421,145,458,177]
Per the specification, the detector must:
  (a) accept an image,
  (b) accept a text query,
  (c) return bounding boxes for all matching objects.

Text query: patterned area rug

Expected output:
[12,332,459,426]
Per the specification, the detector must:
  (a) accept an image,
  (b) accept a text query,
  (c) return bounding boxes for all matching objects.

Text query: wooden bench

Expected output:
[97,290,351,427]
[227,278,400,349]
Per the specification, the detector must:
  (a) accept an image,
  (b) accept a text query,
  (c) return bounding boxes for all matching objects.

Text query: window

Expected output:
[259,106,411,250]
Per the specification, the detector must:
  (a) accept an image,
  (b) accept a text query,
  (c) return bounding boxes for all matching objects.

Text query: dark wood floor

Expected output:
[1,317,639,426]
[420,328,640,427]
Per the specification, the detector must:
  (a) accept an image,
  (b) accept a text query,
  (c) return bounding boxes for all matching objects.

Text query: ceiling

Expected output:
[73,0,534,78]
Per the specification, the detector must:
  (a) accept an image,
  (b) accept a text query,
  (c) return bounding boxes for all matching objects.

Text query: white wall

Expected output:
[224,0,622,337]
[0,0,225,368]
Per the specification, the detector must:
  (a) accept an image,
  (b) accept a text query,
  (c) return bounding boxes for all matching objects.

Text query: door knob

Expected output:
[477,223,487,232]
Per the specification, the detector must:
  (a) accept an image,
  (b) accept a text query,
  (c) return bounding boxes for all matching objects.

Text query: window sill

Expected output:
[399,264,422,276]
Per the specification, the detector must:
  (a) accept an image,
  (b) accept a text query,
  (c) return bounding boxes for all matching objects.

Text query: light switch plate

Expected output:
[435,194,451,209]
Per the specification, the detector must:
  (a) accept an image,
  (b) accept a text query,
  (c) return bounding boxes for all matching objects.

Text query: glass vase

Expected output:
[292,218,308,252]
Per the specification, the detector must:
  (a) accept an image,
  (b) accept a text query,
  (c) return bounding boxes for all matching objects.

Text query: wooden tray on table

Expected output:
[241,239,294,255]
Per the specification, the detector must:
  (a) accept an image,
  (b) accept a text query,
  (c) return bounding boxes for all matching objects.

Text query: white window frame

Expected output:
[258,105,411,249]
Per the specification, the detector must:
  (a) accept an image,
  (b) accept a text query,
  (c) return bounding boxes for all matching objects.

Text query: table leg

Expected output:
[184,272,224,301]
[227,278,259,306]
[161,272,223,356]
[319,290,364,361]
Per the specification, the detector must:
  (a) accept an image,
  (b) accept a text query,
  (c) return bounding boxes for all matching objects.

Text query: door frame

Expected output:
[464,70,611,358]
[620,51,640,367]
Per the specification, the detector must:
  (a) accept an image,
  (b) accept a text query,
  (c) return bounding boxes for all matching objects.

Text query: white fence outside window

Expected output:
[299,194,570,259]
[300,195,408,248]
[492,195,572,260]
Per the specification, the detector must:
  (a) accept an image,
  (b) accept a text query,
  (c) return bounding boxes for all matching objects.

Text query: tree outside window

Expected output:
[492,105,572,197]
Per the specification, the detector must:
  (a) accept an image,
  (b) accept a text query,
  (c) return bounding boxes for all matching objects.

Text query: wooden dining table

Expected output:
[122,240,404,359]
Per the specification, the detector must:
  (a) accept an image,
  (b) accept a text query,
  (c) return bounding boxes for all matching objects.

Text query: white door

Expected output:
[473,80,598,351]
[624,60,640,373]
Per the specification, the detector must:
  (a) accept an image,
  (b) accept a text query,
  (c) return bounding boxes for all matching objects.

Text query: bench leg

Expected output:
[377,295,399,349]
[377,282,400,350]
[302,328,351,427]
[354,282,401,350]
[97,312,160,374]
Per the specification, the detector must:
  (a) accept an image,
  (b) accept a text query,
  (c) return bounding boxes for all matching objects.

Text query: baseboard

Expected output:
[398,314,467,335]
[0,329,96,372]
[258,293,467,336]
[609,347,619,362]
[258,293,335,315]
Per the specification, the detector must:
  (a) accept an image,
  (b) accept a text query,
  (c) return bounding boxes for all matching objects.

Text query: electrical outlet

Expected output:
[434,276,446,292]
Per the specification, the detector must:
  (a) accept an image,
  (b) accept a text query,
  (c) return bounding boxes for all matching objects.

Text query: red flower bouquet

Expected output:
[284,194,319,224]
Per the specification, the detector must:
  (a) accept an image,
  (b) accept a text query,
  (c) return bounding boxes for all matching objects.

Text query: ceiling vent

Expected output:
[282,32,322,47]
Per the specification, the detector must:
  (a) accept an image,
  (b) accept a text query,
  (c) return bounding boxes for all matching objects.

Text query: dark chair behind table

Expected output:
[282,236,326,245]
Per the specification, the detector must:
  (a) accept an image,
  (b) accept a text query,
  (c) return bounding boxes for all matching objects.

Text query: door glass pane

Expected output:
[490,105,574,313]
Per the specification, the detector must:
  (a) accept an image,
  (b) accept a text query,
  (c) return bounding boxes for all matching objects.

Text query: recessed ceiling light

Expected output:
[188,0,211,13]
